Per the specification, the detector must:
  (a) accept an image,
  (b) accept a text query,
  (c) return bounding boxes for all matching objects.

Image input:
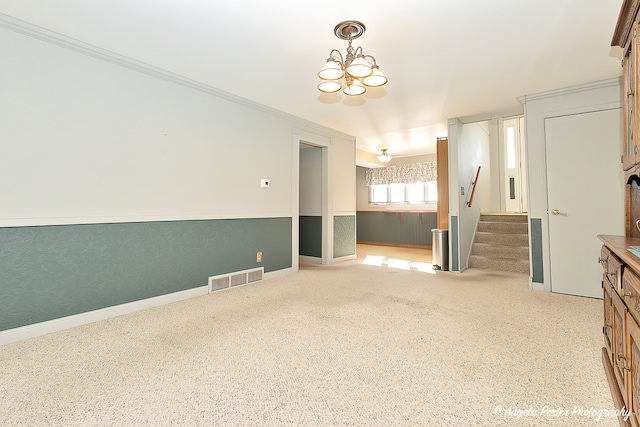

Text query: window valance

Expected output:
[365,162,437,186]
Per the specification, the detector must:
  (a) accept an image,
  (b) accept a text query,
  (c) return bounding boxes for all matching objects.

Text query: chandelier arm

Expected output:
[329,49,345,66]
[362,54,377,66]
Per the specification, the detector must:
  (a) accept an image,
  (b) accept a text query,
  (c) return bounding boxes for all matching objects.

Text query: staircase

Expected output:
[469,213,529,274]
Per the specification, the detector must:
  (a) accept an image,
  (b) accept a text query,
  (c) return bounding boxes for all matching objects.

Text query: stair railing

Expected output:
[467,166,481,207]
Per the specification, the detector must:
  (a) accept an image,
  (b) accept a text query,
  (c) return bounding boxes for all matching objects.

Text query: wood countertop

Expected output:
[598,234,640,273]
[357,210,437,213]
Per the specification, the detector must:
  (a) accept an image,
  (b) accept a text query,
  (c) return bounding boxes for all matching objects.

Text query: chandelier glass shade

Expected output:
[317,21,388,96]
[377,149,392,163]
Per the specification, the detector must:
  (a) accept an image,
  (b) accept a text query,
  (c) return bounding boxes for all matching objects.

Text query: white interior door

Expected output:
[545,108,623,298]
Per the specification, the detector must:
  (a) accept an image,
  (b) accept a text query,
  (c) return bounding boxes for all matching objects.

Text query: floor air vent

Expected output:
[208,267,264,293]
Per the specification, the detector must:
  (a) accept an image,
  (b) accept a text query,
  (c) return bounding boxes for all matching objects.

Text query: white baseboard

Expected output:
[530,279,547,292]
[331,254,357,264]
[1,266,298,346]
[0,285,209,346]
[299,255,322,264]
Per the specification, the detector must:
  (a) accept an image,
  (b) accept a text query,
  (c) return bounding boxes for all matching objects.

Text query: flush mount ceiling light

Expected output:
[377,148,392,163]
[317,20,388,96]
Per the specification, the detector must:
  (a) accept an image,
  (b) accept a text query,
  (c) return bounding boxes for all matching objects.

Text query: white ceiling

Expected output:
[0,0,625,157]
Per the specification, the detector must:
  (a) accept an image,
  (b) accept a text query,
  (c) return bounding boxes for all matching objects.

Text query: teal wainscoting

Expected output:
[0,217,292,331]
[299,216,322,257]
[334,215,356,258]
[530,218,544,283]
[356,211,437,247]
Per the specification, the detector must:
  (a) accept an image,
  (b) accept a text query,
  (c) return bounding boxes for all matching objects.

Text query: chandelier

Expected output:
[377,148,392,163]
[317,21,388,96]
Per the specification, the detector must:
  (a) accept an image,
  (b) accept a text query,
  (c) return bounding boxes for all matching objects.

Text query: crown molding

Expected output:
[518,77,622,104]
[611,0,640,48]
[0,13,355,140]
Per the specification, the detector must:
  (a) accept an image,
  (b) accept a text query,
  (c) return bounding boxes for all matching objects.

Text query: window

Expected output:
[369,182,437,204]
[406,182,425,203]
[370,184,388,203]
[389,184,405,203]
[506,125,516,169]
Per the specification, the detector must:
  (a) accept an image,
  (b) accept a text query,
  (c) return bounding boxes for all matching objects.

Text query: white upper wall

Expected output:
[0,24,356,227]
[448,119,491,271]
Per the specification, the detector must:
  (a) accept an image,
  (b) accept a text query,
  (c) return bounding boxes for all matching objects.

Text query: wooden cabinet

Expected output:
[613,1,640,170]
[623,23,639,170]
[603,3,640,424]
[627,310,640,427]
[599,235,640,427]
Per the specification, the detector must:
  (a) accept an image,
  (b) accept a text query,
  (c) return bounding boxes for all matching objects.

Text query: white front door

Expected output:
[545,108,624,298]
[503,117,527,212]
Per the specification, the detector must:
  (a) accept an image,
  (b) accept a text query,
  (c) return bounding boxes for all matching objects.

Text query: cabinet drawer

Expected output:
[606,252,624,294]
[601,245,612,265]
[625,269,640,325]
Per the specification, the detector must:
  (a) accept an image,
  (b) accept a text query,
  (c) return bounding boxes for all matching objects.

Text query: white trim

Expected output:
[293,130,334,265]
[1,266,297,346]
[0,213,293,228]
[519,77,622,104]
[299,255,322,264]
[0,285,208,346]
[332,254,358,263]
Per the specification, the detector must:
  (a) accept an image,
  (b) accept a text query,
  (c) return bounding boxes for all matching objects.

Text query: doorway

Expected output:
[299,143,323,263]
[293,130,332,268]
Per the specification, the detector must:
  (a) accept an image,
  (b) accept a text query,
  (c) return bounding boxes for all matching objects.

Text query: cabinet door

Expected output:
[605,279,614,363]
[624,23,640,170]
[613,290,629,406]
[626,312,640,427]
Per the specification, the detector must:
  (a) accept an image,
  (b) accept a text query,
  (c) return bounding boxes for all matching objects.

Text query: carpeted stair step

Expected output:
[471,213,530,275]
[480,214,528,223]
[477,221,528,234]
[472,242,529,260]
[469,254,530,274]
[474,231,529,246]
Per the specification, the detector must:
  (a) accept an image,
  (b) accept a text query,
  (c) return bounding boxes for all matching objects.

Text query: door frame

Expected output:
[292,129,332,269]
[520,78,622,292]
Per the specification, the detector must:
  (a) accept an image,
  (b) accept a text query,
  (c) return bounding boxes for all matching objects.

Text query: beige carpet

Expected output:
[0,246,618,426]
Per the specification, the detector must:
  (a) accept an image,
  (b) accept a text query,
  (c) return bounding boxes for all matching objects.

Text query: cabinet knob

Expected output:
[625,291,633,297]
